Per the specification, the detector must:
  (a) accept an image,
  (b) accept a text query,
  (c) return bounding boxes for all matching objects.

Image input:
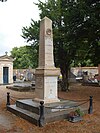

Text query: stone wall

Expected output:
[13,69,35,81]
[71,67,98,78]
[14,67,98,81]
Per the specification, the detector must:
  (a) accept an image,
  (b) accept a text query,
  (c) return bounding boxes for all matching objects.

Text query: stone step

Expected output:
[16,99,40,114]
[7,105,39,126]
[16,99,79,115]
[7,104,73,125]
[7,99,88,126]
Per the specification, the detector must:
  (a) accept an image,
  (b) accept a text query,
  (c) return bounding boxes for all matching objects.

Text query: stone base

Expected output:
[33,97,60,104]
[7,99,88,126]
[35,75,59,100]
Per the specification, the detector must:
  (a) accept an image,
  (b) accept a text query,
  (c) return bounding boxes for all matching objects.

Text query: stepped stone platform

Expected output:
[6,82,35,92]
[7,99,87,126]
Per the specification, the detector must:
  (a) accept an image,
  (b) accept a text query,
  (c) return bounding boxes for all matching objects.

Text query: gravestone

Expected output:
[34,17,60,103]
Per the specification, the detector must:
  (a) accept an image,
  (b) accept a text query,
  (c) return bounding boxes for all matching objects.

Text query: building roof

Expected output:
[0,54,14,62]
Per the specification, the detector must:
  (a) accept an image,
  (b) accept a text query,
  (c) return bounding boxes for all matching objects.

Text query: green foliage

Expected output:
[74,0,100,66]
[10,46,38,69]
[21,0,100,90]
[22,20,40,45]
[75,108,84,117]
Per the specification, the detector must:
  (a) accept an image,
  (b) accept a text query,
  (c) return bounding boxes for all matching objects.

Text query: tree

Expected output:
[22,0,78,91]
[22,0,100,91]
[11,46,38,69]
[74,0,100,67]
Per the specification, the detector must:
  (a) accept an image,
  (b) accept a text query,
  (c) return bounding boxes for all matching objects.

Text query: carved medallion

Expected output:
[46,28,51,35]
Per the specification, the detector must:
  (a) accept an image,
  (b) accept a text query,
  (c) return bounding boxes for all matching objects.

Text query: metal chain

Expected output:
[45,100,89,110]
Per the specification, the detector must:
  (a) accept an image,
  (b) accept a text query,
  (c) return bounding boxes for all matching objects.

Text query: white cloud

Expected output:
[0,0,45,56]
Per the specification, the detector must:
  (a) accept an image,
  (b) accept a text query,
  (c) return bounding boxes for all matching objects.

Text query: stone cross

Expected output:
[34,17,60,104]
[5,51,8,55]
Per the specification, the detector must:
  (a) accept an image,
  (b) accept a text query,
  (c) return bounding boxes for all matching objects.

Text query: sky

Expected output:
[0,0,45,56]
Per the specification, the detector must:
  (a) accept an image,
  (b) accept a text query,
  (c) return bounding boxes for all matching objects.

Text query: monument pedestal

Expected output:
[34,67,60,104]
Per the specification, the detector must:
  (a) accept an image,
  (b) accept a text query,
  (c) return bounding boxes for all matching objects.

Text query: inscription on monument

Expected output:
[45,77,57,99]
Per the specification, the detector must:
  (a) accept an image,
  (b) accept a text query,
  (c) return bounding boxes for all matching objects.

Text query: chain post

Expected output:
[6,92,10,106]
[38,101,45,127]
[88,96,93,114]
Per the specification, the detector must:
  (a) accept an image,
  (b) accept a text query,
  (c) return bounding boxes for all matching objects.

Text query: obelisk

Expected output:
[34,17,60,104]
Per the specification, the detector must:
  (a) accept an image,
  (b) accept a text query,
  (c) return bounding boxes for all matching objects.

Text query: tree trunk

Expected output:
[60,64,70,91]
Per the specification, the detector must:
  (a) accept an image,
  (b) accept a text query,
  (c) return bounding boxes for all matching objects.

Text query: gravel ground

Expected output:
[0,83,100,133]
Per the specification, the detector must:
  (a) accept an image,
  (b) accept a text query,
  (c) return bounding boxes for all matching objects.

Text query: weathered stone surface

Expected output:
[38,17,54,68]
[7,99,86,125]
[35,17,60,103]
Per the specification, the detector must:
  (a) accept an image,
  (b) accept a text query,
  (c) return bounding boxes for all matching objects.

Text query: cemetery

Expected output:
[4,17,99,129]
[0,0,99,132]
[0,16,99,132]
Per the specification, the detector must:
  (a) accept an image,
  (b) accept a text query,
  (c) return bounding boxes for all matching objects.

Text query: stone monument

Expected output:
[35,17,60,103]
[7,17,87,126]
